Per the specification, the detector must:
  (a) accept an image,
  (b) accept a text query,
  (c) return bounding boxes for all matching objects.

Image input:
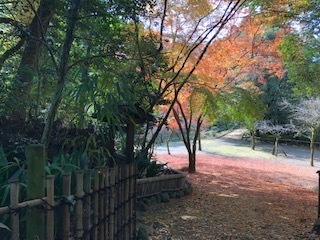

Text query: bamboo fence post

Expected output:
[61,173,71,240]
[107,167,111,237]
[124,165,130,240]
[103,167,109,238]
[76,171,84,239]
[93,169,99,239]
[116,165,122,239]
[114,166,119,239]
[133,164,137,239]
[10,179,19,240]
[84,169,91,240]
[109,167,116,240]
[121,165,126,240]
[46,175,54,240]
[26,144,46,240]
[129,164,135,239]
[99,168,105,240]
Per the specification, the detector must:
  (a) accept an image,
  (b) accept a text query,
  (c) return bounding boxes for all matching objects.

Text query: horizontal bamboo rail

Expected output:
[136,170,186,199]
[0,165,137,240]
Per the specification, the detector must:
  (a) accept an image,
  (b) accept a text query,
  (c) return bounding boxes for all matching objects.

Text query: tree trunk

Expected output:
[41,0,81,147]
[251,130,256,150]
[15,2,54,118]
[198,130,202,151]
[272,137,279,156]
[188,115,202,173]
[188,152,196,173]
[310,128,315,167]
[166,129,173,155]
[125,121,135,164]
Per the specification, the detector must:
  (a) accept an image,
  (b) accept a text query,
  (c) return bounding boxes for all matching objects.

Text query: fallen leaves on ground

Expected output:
[137,153,319,240]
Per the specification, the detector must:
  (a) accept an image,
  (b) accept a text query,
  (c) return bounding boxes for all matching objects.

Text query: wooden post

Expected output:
[109,168,116,240]
[46,175,54,240]
[93,169,99,239]
[61,173,71,240]
[84,169,91,240]
[129,164,135,239]
[10,179,19,240]
[103,167,109,238]
[133,164,137,239]
[26,144,46,240]
[117,165,122,239]
[76,171,84,239]
[99,168,105,240]
[124,165,130,240]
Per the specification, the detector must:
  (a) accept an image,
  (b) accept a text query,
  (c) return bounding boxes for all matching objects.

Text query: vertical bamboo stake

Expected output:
[26,144,46,240]
[133,164,137,239]
[46,175,54,240]
[61,173,71,240]
[124,165,130,240]
[103,167,109,238]
[84,169,91,240]
[10,179,19,240]
[93,169,99,239]
[117,165,122,239]
[99,168,105,240]
[76,171,84,239]
[115,166,120,239]
[122,165,126,240]
[129,164,135,239]
[109,167,116,240]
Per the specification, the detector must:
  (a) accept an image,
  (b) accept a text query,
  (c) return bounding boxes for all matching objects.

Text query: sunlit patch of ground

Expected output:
[138,132,320,239]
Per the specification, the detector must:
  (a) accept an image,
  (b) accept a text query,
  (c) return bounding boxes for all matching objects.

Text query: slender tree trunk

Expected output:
[272,136,279,156]
[125,121,135,164]
[251,130,256,150]
[41,0,81,147]
[310,128,315,167]
[188,152,196,173]
[189,115,203,173]
[198,130,202,151]
[166,129,173,155]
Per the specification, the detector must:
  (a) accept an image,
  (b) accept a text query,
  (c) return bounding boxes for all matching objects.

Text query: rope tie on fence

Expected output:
[59,196,75,207]
[7,205,21,215]
[40,198,55,212]
[74,195,86,202]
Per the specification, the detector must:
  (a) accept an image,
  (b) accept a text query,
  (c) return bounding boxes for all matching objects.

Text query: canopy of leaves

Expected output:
[279,33,320,97]
[216,87,265,131]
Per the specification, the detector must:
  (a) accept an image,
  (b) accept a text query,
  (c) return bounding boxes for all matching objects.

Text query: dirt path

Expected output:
[137,130,320,239]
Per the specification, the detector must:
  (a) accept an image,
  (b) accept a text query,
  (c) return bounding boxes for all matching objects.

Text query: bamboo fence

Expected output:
[136,171,186,199]
[0,164,137,240]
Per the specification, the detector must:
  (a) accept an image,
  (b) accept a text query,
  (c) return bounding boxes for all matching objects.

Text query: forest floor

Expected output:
[137,129,320,239]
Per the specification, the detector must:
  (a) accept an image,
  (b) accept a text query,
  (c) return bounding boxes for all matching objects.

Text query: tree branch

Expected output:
[0,36,26,70]
[158,0,168,52]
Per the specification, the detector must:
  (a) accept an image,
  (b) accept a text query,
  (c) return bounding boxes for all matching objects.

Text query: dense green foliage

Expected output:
[0,0,319,176]
[216,87,265,132]
[0,0,163,163]
[255,75,293,124]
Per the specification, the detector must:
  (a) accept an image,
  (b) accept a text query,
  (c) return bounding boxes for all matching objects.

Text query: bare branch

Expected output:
[158,0,168,52]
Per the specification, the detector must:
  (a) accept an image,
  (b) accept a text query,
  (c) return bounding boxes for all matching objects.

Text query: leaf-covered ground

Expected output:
[137,132,320,239]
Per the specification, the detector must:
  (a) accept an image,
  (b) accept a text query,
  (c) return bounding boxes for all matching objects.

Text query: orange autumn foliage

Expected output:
[196,16,286,90]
